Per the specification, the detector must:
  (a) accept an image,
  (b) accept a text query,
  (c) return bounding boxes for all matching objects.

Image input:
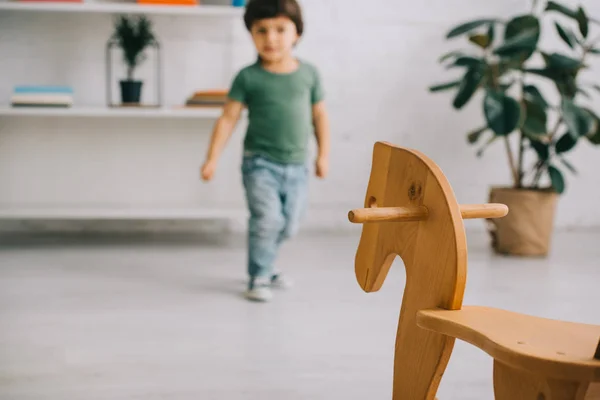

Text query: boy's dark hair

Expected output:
[244,0,304,36]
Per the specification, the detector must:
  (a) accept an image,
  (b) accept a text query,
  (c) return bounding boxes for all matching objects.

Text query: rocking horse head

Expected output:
[347,142,508,399]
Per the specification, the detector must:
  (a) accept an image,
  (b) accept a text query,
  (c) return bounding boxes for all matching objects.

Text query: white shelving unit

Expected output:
[0,105,224,119]
[0,1,243,16]
[0,207,246,220]
[0,2,247,224]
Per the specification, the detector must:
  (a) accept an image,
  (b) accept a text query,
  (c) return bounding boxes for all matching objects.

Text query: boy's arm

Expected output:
[201,99,244,181]
[312,100,330,178]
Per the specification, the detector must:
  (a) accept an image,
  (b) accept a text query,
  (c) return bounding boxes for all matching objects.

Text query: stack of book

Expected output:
[185,89,228,107]
[11,86,74,108]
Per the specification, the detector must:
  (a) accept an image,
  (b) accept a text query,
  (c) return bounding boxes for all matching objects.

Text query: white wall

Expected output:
[1,0,599,233]
[290,0,600,231]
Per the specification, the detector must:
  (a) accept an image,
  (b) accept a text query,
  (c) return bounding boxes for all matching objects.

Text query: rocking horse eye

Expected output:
[368,196,377,208]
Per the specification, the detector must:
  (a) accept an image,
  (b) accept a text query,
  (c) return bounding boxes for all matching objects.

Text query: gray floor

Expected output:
[0,229,599,400]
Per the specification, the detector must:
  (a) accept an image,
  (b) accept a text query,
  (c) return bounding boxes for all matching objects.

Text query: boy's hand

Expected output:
[315,156,329,179]
[201,159,217,181]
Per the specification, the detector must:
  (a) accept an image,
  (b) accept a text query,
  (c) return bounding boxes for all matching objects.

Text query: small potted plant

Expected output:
[429,0,600,256]
[111,15,156,105]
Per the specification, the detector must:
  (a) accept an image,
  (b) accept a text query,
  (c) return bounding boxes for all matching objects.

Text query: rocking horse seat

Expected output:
[417,306,600,382]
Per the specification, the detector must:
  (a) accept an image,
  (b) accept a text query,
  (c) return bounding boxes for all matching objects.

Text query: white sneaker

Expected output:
[270,273,293,290]
[245,278,273,302]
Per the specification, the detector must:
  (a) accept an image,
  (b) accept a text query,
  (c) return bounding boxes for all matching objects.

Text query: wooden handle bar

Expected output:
[348,203,508,224]
[460,204,509,219]
[348,206,428,223]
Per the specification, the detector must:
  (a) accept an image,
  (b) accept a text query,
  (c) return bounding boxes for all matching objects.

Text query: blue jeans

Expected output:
[242,154,309,281]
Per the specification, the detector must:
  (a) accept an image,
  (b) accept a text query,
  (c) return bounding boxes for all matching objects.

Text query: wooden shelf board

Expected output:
[0,2,243,16]
[0,105,224,118]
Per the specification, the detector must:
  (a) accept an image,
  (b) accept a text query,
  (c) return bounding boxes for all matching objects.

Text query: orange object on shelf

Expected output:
[192,89,228,97]
[137,0,199,5]
[18,0,83,2]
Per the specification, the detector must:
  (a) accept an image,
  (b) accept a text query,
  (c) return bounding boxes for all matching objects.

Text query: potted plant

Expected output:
[111,15,156,105]
[429,0,600,256]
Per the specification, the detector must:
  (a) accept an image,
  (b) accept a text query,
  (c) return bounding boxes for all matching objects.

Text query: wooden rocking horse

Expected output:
[348,142,600,399]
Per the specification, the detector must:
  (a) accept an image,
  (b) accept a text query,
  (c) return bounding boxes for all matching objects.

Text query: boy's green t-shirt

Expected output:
[228,60,324,164]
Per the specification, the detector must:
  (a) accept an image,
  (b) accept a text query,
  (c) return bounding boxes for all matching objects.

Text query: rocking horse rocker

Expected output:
[348,142,600,399]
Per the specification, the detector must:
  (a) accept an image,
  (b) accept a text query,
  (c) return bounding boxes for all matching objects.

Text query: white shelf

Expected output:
[0,105,224,119]
[0,1,243,16]
[0,207,246,220]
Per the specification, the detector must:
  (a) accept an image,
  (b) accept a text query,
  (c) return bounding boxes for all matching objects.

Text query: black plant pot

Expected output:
[120,80,143,104]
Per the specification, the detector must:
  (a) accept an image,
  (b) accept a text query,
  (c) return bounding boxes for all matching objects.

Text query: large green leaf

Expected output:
[545,1,578,19]
[525,67,578,98]
[577,7,589,38]
[523,85,549,109]
[523,99,547,137]
[577,87,591,99]
[583,108,600,145]
[543,52,583,71]
[530,139,549,161]
[429,80,462,92]
[446,56,484,69]
[558,75,579,99]
[524,68,561,80]
[545,2,590,39]
[453,64,485,109]
[559,157,577,174]
[446,19,498,39]
[548,165,565,194]
[555,131,578,153]
[494,29,539,57]
[494,15,540,61]
[483,90,522,135]
[487,23,495,47]
[439,50,466,63]
[561,99,596,138]
[504,15,539,41]
[554,22,577,49]
[467,126,488,144]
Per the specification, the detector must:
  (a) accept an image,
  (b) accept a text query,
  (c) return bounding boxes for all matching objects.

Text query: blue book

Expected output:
[14,85,73,94]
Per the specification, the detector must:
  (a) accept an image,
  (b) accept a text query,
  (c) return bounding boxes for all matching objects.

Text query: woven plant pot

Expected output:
[487,186,558,257]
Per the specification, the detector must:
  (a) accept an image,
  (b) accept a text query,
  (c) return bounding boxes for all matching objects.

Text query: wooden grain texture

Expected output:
[586,383,600,399]
[348,206,429,223]
[349,141,600,399]
[352,142,468,399]
[493,360,590,400]
[348,203,508,223]
[417,306,600,382]
[459,203,508,219]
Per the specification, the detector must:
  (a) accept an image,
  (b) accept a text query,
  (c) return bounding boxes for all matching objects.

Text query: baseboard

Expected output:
[0,207,598,236]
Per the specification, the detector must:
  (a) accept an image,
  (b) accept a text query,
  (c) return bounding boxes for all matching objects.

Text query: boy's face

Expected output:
[250,16,299,62]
